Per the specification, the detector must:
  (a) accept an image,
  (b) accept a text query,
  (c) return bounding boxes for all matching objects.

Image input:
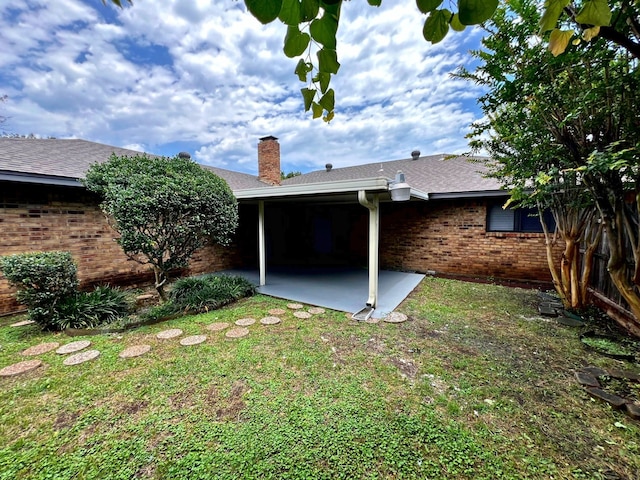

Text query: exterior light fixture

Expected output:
[388,171,411,202]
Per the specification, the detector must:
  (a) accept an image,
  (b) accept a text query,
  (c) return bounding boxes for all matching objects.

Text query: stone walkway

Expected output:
[1,303,408,377]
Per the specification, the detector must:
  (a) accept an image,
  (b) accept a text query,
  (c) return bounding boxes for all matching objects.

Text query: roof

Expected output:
[280,154,504,198]
[0,138,265,191]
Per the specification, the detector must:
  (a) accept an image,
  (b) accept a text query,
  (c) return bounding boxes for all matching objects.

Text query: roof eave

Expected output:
[428,190,508,200]
[0,171,82,187]
[234,177,392,200]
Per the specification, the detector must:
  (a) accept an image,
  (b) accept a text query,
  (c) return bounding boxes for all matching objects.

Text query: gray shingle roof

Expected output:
[0,138,264,191]
[281,154,503,196]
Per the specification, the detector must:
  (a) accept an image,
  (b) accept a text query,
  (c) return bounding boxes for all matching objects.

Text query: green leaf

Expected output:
[423,9,451,44]
[450,13,466,31]
[458,0,498,25]
[279,0,301,25]
[312,101,324,118]
[575,0,612,26]
[310,14,338,48]
[548,28,573,56]
[317,48,340,74]
[313,72,331,93]
[318,88,335,112]
[416,0,442,14]
[284,25,310,57]
[244,0,283,24]
[367,0,382,6]
[301,88,316,111]
[301,0,320,22]
[323,110,335,122]
[294,59,313,81]
[539,0,569,34]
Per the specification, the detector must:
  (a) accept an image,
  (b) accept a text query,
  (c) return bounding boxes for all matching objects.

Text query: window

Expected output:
[487,203,555,233]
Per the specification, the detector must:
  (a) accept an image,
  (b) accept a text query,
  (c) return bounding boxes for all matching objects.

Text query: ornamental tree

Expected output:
[83,154,239,301]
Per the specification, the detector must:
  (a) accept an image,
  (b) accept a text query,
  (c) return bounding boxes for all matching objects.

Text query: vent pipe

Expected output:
[411,150,420,160]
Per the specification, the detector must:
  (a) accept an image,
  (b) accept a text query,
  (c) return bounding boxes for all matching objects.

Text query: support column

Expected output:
[258,200,266,286]
[358,191,379,308]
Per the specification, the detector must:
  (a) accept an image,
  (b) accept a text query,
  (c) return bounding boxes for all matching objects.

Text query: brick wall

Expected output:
[379,199,559,282]
[0,182,242,315]
[257,136,281,186]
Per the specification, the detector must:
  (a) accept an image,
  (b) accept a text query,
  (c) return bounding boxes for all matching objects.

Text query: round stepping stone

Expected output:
[235,318,256,327]
[383,312,408,324]
[63,350,100,366]
[206,322,230,331]
[180,335,207,346]
[287,303,304,310]
[268,308,287,315]
[0,359,42,377]
[294,311,312,319]
[260,316,281,325]
[21,342,59,356]
[56,340,91,355]
[308,307,325,315]
[365,317,380,324]
[119,345,151,359]
[10,320,36,327]
[156,329,183,339]
[225,327,249,338]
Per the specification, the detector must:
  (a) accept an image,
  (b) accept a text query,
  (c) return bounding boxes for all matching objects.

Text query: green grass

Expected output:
[1,278,639,479]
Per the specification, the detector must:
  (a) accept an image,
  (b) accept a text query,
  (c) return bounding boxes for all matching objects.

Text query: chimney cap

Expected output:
[259,135,278,142]
[178,151,191,159]
[325,163,333,172]
[411,150,420,160]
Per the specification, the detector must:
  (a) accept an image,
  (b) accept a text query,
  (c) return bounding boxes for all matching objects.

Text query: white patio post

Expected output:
[358,191,379,308]
[258,200,266,286]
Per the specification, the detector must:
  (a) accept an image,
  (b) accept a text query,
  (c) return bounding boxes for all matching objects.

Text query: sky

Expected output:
[0,0,487,175]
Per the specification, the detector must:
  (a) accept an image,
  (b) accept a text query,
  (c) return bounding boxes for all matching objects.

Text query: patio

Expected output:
[223,267,425,319]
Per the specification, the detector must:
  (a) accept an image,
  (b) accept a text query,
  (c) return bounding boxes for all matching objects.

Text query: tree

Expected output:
[461,0,640,335]
[83,154,239,301]
[104,1,638,119]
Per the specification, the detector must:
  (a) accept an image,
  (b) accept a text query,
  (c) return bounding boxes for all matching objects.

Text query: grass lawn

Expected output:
[1,277,639,479]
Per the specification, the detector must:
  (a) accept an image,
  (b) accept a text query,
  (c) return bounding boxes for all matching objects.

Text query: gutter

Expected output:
[0,171,82,187]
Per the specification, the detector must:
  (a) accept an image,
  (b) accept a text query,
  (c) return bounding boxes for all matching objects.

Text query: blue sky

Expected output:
[0,0,487,175]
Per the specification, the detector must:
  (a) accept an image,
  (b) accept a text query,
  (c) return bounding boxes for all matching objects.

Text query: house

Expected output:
[0,136,556,316]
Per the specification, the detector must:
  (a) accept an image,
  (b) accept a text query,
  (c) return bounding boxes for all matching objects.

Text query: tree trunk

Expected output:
[153,266,168,303]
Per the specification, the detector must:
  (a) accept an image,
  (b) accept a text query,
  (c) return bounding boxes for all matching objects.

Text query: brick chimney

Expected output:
[258,136,281,186]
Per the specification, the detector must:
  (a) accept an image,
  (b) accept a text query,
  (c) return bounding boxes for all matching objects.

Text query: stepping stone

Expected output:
[268,308,286,315]
[383,312,408,323]
[119,345,151,359]
[260,316,281,325]
[287,303,304,310]
[156,329,183,339]
[22,342,60,356]
[63,350,100,366]
[235,318,256,327]
[308,307,325,315]
[0,359,43,377]
[180,335,207,346]
[586,387,627,408]
[582,366,608,377]
[225,327,249,338]
[10,320,35,327]
[575,371,600,388]
[626,403,640,420]
[206,322,230,331]
[293,311,312,319]
[56,340,91,355]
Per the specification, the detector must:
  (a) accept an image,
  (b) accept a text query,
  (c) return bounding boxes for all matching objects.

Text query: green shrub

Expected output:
[55,286,131,330]
[0,251,79,330]
[169,274,255,313]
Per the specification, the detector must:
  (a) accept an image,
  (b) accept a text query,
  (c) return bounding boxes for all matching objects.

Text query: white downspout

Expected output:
[258,200,266,286]
[358,191,379,308]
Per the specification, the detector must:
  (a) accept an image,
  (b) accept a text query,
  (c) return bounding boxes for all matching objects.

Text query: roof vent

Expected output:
[411,150,420,160]
[178,151,191,159]
[326,163,333,172]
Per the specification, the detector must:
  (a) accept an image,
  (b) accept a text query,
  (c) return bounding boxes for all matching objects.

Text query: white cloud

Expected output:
[0,0,487,174]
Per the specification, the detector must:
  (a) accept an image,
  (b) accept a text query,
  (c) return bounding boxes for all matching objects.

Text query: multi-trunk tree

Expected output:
[84,154,239,301]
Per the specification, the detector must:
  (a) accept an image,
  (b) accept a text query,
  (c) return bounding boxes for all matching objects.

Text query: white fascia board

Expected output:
[234,177,391,200]
[409,188,430,201]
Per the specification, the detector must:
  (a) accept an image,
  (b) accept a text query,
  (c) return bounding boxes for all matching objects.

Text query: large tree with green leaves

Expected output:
[105,0,637,120]
[461,0,640,335]
[84,154,239,301]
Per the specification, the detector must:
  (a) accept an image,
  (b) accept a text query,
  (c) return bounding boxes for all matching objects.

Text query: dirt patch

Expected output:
[169,386,198,410]
[54,411,80,430]
[389,357,419,380]
[134,463,157,479]
[206,380,249,421]
[118,400,149,417]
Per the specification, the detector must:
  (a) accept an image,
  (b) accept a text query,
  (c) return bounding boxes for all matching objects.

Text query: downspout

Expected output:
[258,200,266,286]
[358,191,379,308]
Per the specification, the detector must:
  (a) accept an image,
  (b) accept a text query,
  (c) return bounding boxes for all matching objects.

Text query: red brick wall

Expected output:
[379,199,558,282]
[0,182,241,315]
[258,136,281,186]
